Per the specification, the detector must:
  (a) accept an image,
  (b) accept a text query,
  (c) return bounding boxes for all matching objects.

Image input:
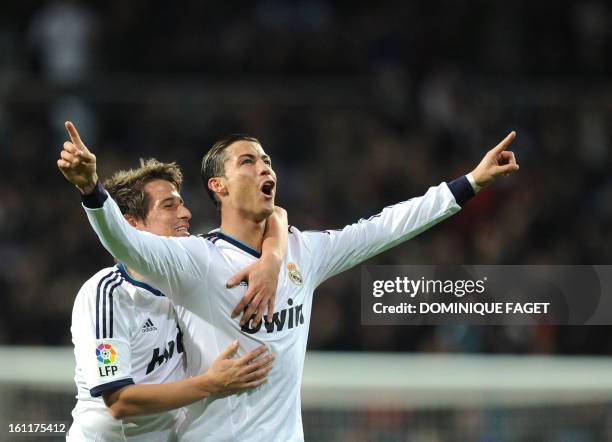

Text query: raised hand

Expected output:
[57,121,98,194]
[228,206,287,326]
[470,131,520,188]
[227,254,281,327]
[206,341,274,394]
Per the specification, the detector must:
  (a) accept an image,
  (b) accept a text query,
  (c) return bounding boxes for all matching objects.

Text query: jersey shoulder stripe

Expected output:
[107,277,123,339]
[97,270,123,339]
[81,265,167,341]
[95,270,118,339]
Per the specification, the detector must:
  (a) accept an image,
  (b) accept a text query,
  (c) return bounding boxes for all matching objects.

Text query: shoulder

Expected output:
[197,230,228,246]
[195,231,239,252]
[72,267,129,327]
[72,267,139,332]
[289,225,333,242]
[80,266,123,291]
[287,225,330,253]
[171,233,218,253]
[75,266,129,304]
[198,232,219,242]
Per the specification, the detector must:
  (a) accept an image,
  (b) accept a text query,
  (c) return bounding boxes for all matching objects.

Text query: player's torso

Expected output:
[90,264,188,385]
[180,232,313,362]
[71,266,187,441]
[176,233,314,441]
[123,280,187,385]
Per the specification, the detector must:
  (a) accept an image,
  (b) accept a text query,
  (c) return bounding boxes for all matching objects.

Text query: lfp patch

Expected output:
[96,343,117,365]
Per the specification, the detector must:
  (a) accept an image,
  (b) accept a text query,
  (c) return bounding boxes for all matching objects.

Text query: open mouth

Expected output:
[260,180,275,198]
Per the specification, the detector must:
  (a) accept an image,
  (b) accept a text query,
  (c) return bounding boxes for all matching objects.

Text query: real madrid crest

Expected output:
[287,262,303,286]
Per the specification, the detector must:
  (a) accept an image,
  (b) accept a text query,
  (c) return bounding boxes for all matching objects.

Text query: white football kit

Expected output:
[80,176,475,441]
[68,263,188,441]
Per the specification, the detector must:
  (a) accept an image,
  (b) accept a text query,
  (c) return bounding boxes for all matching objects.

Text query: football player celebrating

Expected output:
[58,122,518,441]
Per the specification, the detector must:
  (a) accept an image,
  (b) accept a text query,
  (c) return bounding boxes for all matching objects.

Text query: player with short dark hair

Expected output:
[201,134,261,209]
[67,157,285,441]
[58,122,518,441]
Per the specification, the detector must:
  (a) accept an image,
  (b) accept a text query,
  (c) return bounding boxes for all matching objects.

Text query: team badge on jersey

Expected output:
[287,262,303,286]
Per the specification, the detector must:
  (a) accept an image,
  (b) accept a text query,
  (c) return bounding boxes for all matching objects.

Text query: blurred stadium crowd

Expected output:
[1,0,611,355]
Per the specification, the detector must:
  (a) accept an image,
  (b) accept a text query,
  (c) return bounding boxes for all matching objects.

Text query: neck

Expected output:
[126,266,145,282]
[220,209,266,252]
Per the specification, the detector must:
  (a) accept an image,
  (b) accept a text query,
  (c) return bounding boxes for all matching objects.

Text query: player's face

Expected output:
[222,141,276,222]
[133,179,192,237]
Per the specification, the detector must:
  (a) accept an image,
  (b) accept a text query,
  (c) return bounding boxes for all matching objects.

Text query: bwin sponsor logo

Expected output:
[241,298,305,334]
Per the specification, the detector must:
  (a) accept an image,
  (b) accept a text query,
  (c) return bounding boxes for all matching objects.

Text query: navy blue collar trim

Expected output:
[211,232,262,258]
[116,263,166,297]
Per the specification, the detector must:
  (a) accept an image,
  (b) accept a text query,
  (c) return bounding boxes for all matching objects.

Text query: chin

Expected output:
[255,207,274,223]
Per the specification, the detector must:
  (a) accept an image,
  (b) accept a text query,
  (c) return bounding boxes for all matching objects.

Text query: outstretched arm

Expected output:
[58,121,206,300]
[228,207,289,325]
[103,342,274,419]
[307,132,520,286]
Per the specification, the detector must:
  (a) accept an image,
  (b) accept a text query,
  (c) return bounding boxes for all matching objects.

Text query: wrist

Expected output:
[469,168,491,188]
[261,250,282,267]
[77,174,99,195]
[196,373,218,397]
[466,173,484,194]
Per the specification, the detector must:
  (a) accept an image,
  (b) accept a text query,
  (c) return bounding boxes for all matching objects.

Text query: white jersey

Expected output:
[68,263,188,441]
[81,177,473,441]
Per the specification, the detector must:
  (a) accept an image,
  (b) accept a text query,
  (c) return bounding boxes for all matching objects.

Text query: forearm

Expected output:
[261,207,288,263]
[82,182,197,295]
[83,181,156,272]
[104,374,217,419]
[349,181,465,256]
[313,178,473,284]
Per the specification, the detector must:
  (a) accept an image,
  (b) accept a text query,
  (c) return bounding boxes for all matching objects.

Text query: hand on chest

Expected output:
[215,254,308,335]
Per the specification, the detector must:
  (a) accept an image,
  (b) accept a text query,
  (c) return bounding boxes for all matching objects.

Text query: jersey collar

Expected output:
[211,231,262,258]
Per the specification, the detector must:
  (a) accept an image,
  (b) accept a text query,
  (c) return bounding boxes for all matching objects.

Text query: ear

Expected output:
[208,177,228,197]
[123,214,140,228]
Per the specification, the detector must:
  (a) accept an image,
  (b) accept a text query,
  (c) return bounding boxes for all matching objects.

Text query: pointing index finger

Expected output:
[65,121,84,148]
[493,131,517,153]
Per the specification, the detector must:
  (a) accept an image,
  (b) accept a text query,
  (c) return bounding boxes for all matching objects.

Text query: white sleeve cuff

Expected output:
[466,173,483,194]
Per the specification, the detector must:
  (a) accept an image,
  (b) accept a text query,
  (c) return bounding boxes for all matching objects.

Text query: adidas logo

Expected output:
[141,318,158,333]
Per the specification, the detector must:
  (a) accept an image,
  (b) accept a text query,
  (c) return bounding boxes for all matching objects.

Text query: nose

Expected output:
[178,204,192,220]
[258,160,273,176]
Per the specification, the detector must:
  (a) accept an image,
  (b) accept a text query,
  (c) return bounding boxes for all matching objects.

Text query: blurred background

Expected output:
[1,0,612,440]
